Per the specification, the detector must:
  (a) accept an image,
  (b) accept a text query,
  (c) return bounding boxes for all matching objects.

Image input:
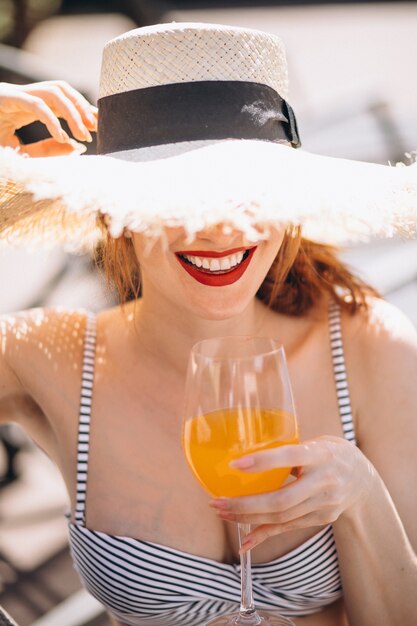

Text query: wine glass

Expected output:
[182,336,299,626]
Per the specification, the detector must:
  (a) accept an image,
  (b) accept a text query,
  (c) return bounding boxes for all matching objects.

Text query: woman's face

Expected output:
[131,226,286,320]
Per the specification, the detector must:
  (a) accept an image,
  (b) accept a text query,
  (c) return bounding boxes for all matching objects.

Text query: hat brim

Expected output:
[0,139,416,253]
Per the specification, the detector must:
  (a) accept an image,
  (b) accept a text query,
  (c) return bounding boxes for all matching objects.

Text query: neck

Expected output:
[127,290,271,375]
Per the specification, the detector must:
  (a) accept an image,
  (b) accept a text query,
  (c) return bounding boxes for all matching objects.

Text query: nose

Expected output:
[195,224,243,248]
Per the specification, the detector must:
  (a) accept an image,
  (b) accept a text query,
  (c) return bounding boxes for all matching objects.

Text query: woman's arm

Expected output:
[332,299,417,625]
[0,309,48,426]
[0,311,30,419]
[0,306,92,469]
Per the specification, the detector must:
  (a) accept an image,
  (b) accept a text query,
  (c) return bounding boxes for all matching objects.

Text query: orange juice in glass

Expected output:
[182,336,298,626]
[184,407,298,498]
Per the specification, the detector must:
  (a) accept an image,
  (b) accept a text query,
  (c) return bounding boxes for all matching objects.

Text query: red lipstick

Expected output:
[175,247,257,287]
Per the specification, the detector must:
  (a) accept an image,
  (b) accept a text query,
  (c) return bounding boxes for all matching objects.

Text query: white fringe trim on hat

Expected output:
[0,140,416,253]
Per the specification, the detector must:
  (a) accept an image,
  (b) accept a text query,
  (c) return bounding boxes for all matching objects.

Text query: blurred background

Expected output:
[0,1,416,625]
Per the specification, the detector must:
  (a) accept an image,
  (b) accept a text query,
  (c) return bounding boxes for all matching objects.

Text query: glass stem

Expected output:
[237,523,261,625]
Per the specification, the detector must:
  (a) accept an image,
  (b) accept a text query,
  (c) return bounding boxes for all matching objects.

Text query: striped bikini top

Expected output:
[67,302,356,626]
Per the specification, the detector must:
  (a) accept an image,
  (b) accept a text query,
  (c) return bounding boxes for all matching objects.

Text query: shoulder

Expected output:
[341,296,416,440]
[1,304,93,330]
[345,296,415,340]
[2,305,93,353]
[2,305,96,393]
[343,297,416,378]
[0,306,100,454]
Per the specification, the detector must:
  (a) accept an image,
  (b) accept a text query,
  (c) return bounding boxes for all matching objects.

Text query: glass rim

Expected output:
[190,335,285,362]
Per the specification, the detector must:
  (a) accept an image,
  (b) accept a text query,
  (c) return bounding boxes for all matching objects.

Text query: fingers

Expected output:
[49,80,97,131]
[11,94,69,143]
[210,471,325,517]
[27,86,92,142]
[20,81,97,141]
[0,132,20,149]
[217,497,340,527]
[239,517,332,553]
[20,137,86,157]
[0,81,97,150]
[217,500,316,525]
[208,436,366,553]
[230,440,337,472]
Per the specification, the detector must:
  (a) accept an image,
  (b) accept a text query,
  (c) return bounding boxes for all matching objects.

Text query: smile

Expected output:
[175,246,257,286]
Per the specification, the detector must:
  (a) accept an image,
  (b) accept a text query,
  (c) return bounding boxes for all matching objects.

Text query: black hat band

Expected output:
[97,80,301,154]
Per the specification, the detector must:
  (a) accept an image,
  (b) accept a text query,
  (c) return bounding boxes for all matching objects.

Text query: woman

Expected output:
[0,22,416,626]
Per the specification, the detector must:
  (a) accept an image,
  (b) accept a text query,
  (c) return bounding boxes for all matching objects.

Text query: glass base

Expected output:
[205,610,296,626]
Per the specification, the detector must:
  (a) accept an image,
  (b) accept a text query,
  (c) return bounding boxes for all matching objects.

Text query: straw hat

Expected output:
[0,22,416,253]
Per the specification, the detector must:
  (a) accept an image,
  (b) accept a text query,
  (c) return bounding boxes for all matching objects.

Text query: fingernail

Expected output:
[209,499,230,510]
[83,129,93,142]
[218,512,236,521]
[230,456,255,469]
[87,112,96,125]
[59,129,69,142]
[69,140,87,154]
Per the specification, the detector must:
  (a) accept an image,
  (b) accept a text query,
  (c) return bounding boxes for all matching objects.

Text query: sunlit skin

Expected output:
[1,232,417,626]
[131,225,286,322]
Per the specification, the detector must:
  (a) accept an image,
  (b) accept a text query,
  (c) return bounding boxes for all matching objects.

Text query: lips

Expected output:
[175,246,257,287]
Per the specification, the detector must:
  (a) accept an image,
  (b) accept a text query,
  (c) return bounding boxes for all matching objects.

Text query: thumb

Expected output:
[19,137,86,157]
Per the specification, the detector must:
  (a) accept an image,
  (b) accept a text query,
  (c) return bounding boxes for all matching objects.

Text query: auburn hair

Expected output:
[94,222,379,316]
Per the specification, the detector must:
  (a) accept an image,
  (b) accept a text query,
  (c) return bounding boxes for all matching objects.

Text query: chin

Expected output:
[180,292,255,322]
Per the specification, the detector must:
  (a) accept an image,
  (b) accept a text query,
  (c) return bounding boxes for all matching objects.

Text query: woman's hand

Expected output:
[209,436,377,553]
[0,80,97,156]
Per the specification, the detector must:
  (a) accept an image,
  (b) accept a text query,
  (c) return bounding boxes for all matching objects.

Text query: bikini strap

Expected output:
[328,301,357,445]
[74,311,97,526]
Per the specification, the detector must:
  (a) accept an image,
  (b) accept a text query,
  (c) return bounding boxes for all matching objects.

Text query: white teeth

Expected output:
[209,258,221,271]
[220,257,231,270]
[182,250,249,272]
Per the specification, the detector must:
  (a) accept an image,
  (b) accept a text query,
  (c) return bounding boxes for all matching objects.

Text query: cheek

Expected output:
[132,236,199,308]
[132,238,173,287]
